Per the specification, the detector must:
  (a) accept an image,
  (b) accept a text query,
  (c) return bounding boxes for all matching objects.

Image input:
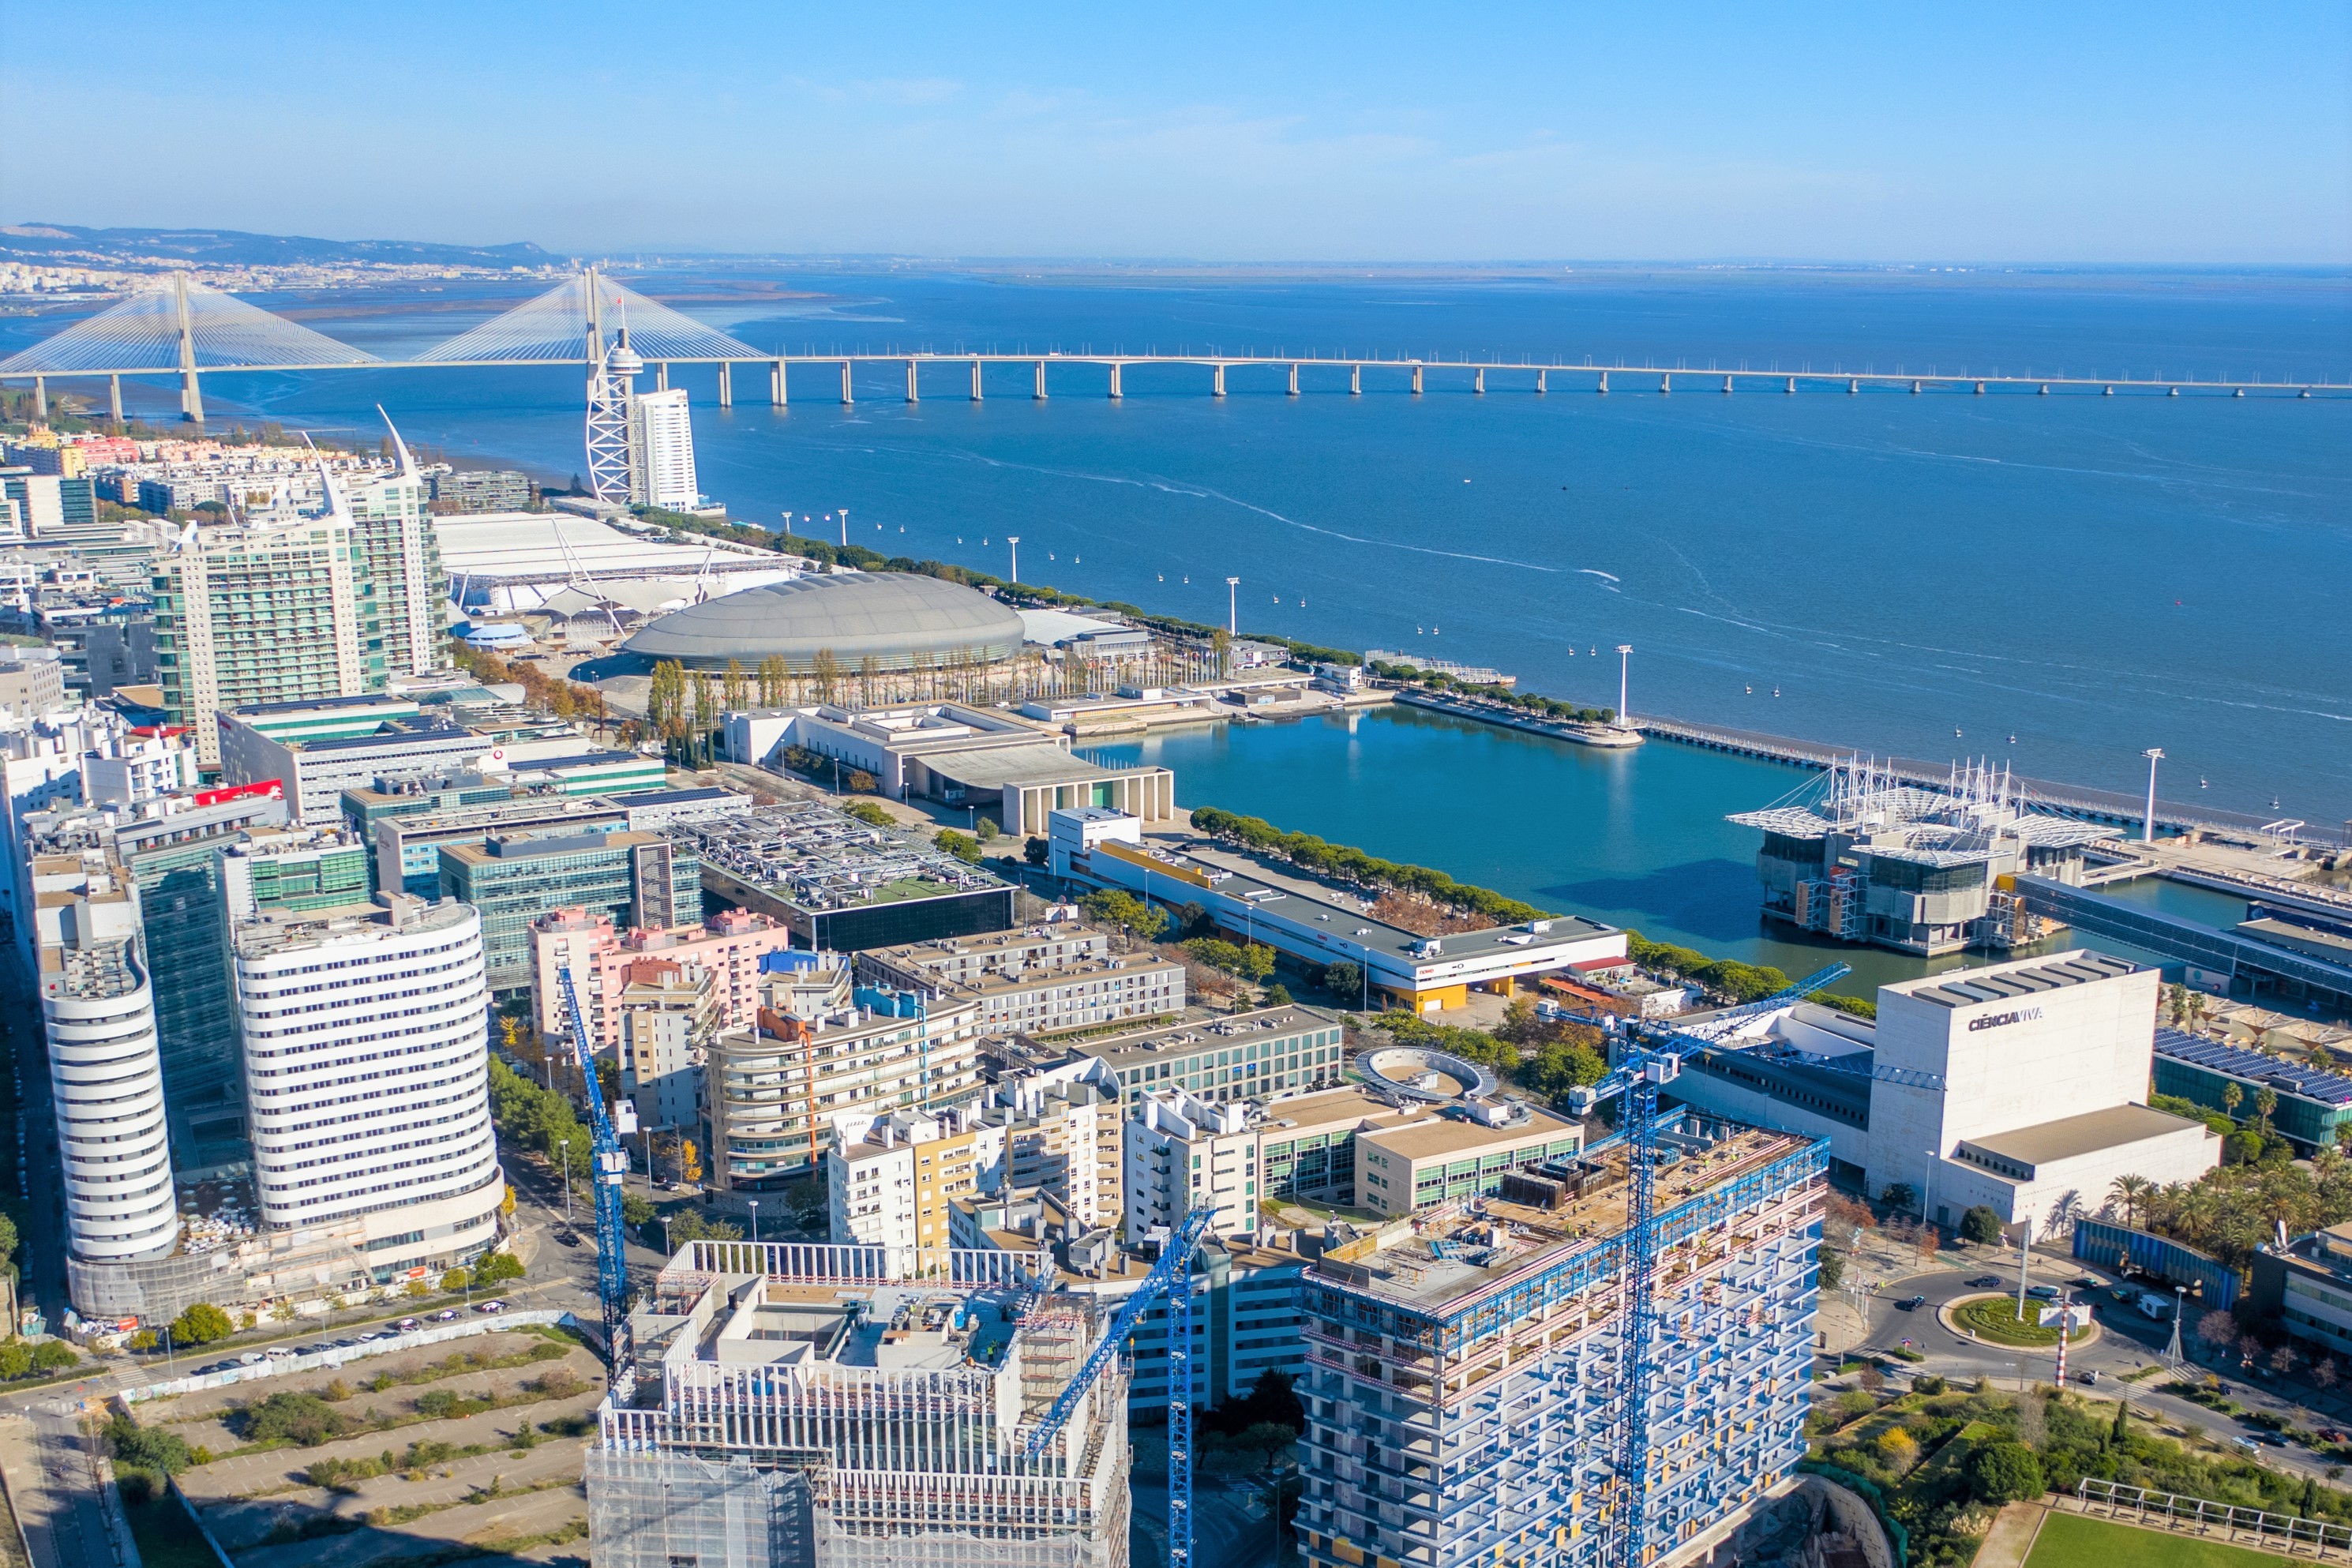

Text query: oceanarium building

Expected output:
[621,572,1027,673]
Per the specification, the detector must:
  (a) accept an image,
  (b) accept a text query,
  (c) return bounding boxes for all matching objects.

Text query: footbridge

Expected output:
[4,268,2345,422]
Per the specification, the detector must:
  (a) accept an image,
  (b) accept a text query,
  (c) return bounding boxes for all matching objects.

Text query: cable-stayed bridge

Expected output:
[2,268,2343,426]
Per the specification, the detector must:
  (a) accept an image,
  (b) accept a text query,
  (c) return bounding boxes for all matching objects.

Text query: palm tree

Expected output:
[2255,1086,2279,1134]
[2223,1082,2245,1120]
[2109,1174,2154,1228]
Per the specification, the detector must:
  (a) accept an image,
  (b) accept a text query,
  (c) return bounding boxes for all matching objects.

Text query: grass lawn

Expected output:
[2024,1511,2297,1568]
[1953,1295,2092,1348]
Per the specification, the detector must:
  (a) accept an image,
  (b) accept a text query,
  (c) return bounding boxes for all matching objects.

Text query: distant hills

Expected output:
[0,223,553,268]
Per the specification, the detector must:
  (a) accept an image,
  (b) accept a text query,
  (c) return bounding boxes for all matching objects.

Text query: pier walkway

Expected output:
[1625,714,2326,842]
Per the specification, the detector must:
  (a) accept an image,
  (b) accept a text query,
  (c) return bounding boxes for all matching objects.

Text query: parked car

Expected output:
[2318,1427,2345,1443]
[2069,1277,2099,1289]
[1966,1276,2001,1289]
[2253,1431,2288,1448]
[553,1229,580,1247]
[2234,1436,2262,1453]
[2076,1369,2101,1386]
[430,1309,460,1322]
[393,1318,422,1331]
[2027,1285,2060,1300]
[333,1338,359,1349]
[1895,1295,1927,1311]
[475,1300,505,1314]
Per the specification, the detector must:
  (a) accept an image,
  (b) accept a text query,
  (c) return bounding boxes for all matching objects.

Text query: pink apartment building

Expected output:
[531,905,798,1056]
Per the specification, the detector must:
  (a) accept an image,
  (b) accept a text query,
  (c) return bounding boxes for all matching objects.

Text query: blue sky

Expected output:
[7,3,2347,263]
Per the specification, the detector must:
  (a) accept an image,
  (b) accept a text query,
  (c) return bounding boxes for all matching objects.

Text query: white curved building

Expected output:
[233,894,504,1278]
[39,885,179,1262]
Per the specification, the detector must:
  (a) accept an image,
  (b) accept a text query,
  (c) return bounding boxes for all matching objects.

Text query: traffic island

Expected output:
[1941,1292,2101,1351]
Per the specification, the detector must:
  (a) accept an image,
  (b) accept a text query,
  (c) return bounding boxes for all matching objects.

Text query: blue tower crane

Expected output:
[556,965,633,1368]
[1564,962,1851,1568]
[1024,1205,1222,1568]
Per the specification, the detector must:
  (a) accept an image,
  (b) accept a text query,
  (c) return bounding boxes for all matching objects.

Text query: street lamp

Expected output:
[558,1138,571,1220]
[1007,535,1021,583]
[2142,748,2165,844]
[838,508,850,547]
[1615,645,1634,729]
[1225,577,1241,636]
[748,1199,760,1244]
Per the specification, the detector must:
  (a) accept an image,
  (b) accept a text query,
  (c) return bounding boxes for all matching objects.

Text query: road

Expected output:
[1131,1476,1289,1568]
[1836,1252,2346,1482]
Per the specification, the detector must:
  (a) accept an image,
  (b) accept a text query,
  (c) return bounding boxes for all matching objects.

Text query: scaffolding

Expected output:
[1295,1124,1827,1568]
[592,1246,1128,1568]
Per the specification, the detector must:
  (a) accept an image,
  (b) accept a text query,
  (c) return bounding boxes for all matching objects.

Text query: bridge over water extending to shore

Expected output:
[4,269,2345,422]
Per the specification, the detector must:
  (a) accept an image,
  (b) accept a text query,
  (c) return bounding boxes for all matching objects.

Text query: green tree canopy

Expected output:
[1082,889,1168,941]
[1967,1440,2046,1505]
[1959,1205,2006,1244]
[171,1302,234,1346]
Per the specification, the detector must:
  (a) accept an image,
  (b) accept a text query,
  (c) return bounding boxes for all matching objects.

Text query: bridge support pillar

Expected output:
[1847,377,1859,395]
[656,362,670,392]
[770,361,786,406]
[32,377,46,421]
[2040,384,2051,396]
[1349,363,1361,395]
[971,358,983,400]
[1034,361,1048,400]
[1660,373,1671,394]
[1289,362,1300,396]
[1536,369,1546,394]
[840,361,853,404]
[1722,375,1734,394]
[2167,385,2178,397]
[1911,379,1922,394]
[1211,363,1225,398]
[1974,381,1985,395]
[2103,384,2114,396]
[1108,362,1123,399]
[1786,376,1796,394]
[1412,363,1424,396]
[1596,369,1608,394]
[718,362,733,407]
[2234,387,2244,397]
[906,358,920,403]
[180,368,202,423]
[1472,367,1484,395]
[107,374,123,423]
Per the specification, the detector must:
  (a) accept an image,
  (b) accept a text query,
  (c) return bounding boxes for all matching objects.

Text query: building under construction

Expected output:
[588,1239,1127,1568]
[1295,1113,1826,1568]
[1730,757,2112,956]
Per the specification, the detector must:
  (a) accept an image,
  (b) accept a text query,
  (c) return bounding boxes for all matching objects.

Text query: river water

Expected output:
[6,266,2345,981]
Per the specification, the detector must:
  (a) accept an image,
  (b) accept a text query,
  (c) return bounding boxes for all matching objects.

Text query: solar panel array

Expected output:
[2153,1026,2352,1107]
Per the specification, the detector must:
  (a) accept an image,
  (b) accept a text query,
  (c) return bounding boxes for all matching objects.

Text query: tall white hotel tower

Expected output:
[38,867,180,1263]
[231,893,504,1272]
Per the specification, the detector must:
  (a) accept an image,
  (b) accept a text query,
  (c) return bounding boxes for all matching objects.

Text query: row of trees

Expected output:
[1187,805,1548,925]
[450,643,611,736]
[1623,932,1799,1006]
[2110,1147,2352,1272]
[1367,659,1616,726]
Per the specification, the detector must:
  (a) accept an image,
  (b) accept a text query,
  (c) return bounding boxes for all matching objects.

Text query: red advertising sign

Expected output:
[192,779,285,807]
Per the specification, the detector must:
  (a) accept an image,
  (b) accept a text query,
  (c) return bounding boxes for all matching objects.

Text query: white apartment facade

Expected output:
[857,930,1185,1039]
[988,1056,1123,1231]
[37,868,179,1263]
[1123,1088,1260,1248]
[231,895,504,1281]
[627,389,699,508]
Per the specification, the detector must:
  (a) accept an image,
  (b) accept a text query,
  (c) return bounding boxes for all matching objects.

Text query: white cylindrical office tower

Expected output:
[234,898,501,1261]
[43,937,179,1261]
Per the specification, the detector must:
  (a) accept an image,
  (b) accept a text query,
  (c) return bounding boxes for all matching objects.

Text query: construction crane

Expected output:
[1565,962,1851,1568]
[1023,1205,1222,1568]
[555,965,633,1369]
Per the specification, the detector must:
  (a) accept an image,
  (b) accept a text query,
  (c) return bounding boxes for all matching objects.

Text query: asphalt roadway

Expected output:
[1839,1253,2350,1482]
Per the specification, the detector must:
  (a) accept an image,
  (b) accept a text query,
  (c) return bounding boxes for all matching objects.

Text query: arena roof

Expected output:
[621,572,1028,673]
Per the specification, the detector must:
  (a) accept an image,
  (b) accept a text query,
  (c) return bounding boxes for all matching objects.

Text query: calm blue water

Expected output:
[1081,704,2278,994]
[7,265,2347,869]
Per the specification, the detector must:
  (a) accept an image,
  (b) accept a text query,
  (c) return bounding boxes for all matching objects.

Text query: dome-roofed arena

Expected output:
[619,571,1027,672]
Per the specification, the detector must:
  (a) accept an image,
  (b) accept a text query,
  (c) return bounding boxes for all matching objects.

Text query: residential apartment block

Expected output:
[528,905,796,1058]
[1075,1004,1347,1108]
[855,926,1184,1039]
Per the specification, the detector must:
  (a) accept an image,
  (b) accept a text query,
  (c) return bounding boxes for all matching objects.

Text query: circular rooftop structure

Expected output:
[1358,1045,1502,1104]
[620,572,1027,673]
